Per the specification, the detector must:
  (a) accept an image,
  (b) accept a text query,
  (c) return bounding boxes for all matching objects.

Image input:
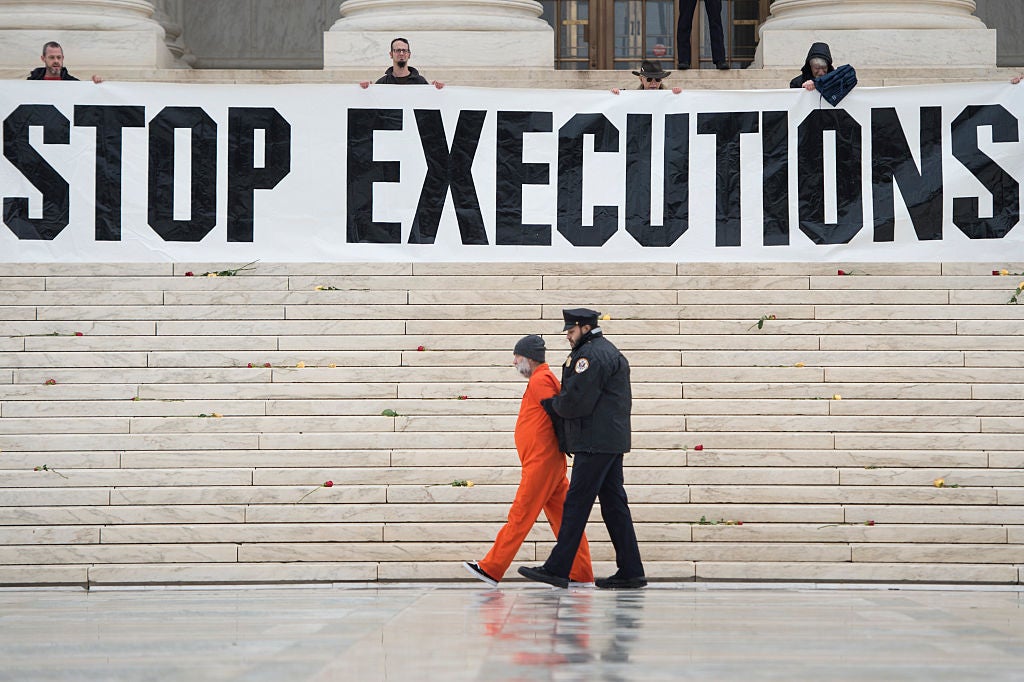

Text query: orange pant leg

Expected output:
[478,465,557,581]
[542,475,594,583]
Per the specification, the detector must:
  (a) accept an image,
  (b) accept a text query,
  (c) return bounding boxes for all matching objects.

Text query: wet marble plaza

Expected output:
[2,583,1023,681]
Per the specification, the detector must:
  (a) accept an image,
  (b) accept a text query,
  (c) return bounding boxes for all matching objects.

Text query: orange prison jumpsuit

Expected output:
[478,363,594,582]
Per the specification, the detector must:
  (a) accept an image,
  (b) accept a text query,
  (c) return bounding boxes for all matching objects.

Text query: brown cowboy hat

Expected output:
[632,60,671,79]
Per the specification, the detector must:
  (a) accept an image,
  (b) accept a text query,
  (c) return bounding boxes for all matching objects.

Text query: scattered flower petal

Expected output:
[865,520,875,526]
[314,285,325,291]
[457,395,468,400]
[206,272,218,277]
[211,413,223,418]
[263,362,272,368]
[837,269,847,276]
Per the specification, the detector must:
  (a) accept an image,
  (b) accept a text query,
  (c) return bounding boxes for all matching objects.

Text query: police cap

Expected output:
[562,308,600,331]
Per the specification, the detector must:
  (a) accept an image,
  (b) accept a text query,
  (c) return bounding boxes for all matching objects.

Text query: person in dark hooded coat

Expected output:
[790,42,834,90]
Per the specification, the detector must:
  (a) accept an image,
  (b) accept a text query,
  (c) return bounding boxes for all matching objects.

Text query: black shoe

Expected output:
[715,62,730,70]
[678,62,691,70]
[518,565,569,589]
[463,561,498,587]
[595,573,647,589]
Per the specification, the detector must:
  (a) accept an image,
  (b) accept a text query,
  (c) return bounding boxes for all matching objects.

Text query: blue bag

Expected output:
[814,64,858,106]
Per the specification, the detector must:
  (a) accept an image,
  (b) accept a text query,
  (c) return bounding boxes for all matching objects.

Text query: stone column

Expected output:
[755,0,996,68]
[152,0,194,68]
[0,0,175,69]
[324,0,553,69]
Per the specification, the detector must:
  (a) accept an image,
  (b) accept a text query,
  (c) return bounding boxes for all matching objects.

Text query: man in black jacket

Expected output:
[519,308,646,589]
[359,38,444,89]
[27,42,101,83]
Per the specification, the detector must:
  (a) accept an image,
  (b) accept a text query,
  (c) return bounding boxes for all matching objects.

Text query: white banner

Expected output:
[1,79,1022,262]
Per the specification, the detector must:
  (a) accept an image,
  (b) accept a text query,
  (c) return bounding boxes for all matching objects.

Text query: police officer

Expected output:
[518,308,646,589]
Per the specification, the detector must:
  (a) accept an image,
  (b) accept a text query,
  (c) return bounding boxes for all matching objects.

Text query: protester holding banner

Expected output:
[463,335,594,587]
[359,37,443,89]
[611,60,682,95]
[27,42,102,83]
[790,42,834,91]
[519,309,646,590]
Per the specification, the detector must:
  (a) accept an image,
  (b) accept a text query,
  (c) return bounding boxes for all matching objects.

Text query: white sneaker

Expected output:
[463,561,499,587]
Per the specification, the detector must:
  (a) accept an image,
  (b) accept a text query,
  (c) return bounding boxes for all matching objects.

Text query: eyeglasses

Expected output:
[392,48,410,54]
[644,77,662,83]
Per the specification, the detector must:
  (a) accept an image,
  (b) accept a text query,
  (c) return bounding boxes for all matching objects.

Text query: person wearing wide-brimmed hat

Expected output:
[611,60,681,94]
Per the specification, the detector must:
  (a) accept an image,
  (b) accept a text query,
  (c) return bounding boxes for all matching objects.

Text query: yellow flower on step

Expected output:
[211,413,223,418]
[599,314,611,321]
[328,363,336,368]
[465,481,475,487]
[206,272,218,277]
[933,478,945,488]
[832,394,842,400]
[296,361,305,368]
[1000,269,1009,275]
[314,285,325,291]
[794,362,805,368]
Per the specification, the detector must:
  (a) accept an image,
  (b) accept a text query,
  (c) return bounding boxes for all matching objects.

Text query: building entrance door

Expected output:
[540,0,772,70]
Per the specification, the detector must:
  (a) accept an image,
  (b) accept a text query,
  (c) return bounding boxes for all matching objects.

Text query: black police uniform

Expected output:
[540,310,645,582]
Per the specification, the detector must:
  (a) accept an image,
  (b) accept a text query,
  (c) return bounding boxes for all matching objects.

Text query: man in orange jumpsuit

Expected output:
[464,335,594,586]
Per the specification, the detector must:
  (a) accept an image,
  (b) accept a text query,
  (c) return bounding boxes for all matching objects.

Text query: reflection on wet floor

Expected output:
[1,584,1023,681]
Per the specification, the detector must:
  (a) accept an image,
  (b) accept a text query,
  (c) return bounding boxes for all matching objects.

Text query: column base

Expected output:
[755,28,996,68]
[0,29,176,70]
[324,29,553,69]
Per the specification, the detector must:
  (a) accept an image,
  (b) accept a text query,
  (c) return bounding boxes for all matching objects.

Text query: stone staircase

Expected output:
[0,261,1022,587]
[3,66,1020,89]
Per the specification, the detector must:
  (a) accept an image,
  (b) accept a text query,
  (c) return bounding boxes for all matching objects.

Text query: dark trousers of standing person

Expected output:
[677,0,726,67]
[543,452,644,579]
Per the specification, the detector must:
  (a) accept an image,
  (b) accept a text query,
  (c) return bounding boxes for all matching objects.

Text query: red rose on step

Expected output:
[693,444,704,451]
[74,331,83,336]
[263,363,272,368]
[417,345,425,351]
[837,269,847,276]
[185,271,194,277]
[324,480,334,487]
[247,363,253,368]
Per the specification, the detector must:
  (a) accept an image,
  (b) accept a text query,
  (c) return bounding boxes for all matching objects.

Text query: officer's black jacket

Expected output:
[543,328,631,454]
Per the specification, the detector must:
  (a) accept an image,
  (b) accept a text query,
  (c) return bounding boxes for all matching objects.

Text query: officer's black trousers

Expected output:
[544,452,645,579]
[677,0,726,66]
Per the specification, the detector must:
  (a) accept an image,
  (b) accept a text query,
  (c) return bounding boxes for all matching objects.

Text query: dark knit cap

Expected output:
[513,334,546,363]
